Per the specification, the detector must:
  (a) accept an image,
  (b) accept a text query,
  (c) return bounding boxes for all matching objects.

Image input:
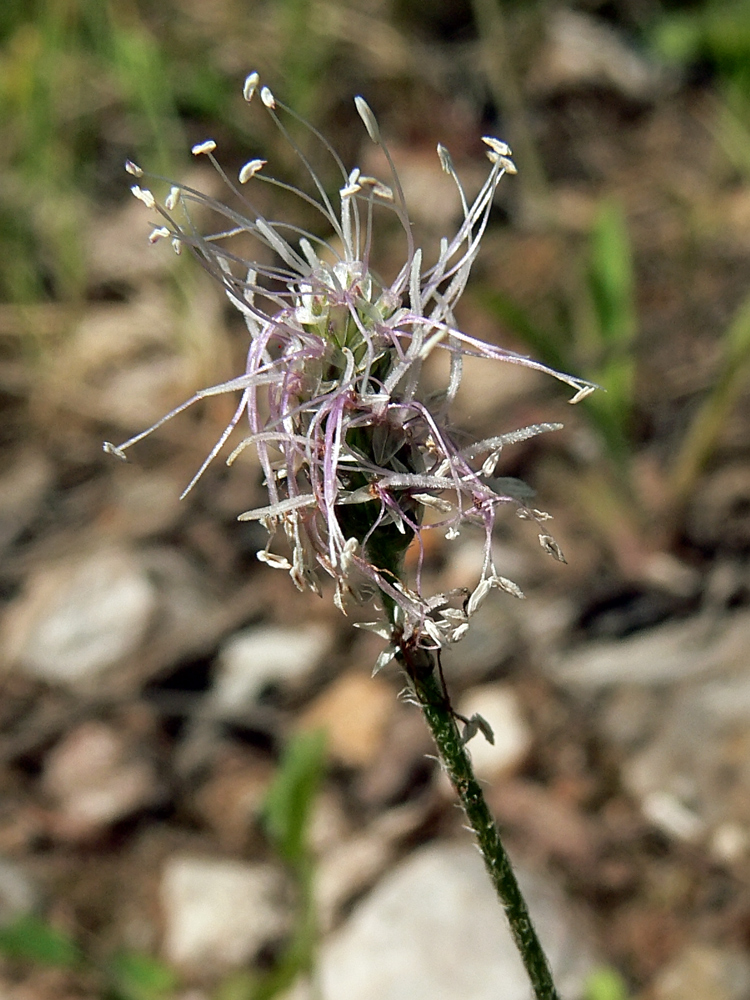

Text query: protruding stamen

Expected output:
[260,86,276,109]
[358,176,394,201]
[125,160,143,177]
[437,144,453,174]
[191,139,217,156]
[103,441,128,461]
[131,185,155,208]
[243,72,260,102]
[148,226,171,243]
[568,384,597,404]
[239,159,267,183]
[482,136,512,157]
[354,96,380,143]
[165,186,180,211]
[486,151,517,174]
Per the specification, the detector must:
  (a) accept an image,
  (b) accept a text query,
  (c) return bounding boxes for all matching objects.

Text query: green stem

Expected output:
[398,644,560,1000]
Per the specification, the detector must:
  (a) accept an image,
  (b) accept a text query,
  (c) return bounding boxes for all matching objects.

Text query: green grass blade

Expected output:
[262,728,327,868]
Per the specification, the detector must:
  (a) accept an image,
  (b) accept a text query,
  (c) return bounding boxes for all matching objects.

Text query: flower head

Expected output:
[106,75,595,660]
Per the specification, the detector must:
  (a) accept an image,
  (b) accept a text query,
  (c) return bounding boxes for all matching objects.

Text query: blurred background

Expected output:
[3,1,750,998]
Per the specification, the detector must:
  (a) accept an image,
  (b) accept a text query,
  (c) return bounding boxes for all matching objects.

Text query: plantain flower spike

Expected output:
[106,74,594,661]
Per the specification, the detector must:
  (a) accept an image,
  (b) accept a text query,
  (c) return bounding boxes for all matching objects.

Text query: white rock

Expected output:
[1,548,156,687]
[0,858,37,926]
[527,9,667,101]
[213,624,332,711]
[620,672,750,839]
[651,944,750,1000]
[318,841,592,1000]
[457,685,531,780]
[42,721,159,837]
[552,612,750,688]
[160,856,291,972]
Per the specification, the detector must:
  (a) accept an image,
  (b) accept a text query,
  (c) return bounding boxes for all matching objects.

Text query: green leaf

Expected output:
[107,951,179,1000]
[262,728,327,867]
[588,199,635,349]
[0,914,81,968]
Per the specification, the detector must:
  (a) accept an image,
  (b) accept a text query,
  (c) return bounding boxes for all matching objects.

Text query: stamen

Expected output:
[481,136,513,156]
[165,186,180,211]
[130,185,155,208]
[191,140,217,156]
[239,159,267,183]
[354,96,380,143]
[243,72,260,102]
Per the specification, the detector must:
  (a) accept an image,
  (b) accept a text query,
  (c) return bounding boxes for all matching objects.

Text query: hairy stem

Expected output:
[399,643,560,1000]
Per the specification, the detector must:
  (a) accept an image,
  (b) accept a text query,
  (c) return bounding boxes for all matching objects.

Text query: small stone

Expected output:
[0,858,37,926]
[0,449,52,553]
[457,685,531,780]
[314,803,424,933]
[318,841,593,1000]
[651,945,750,1000]
[213,624,333,712]
[526,9,667,101]
[618,672,750,839]
[42,721,160,838]
[297,671,394,768]
[552,612,750,688]
[711,822,749,864]
[2,549,157,688]
[160,857,292,972]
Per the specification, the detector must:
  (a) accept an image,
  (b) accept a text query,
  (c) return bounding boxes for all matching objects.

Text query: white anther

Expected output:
[486,151,517,174]
[568,384,597,404]
[124,160,143,177]
[260,86,275,109]
[354,96,380,143]
[437,144,453,174]
[256,550,291,570]
[171,238,182,255]
[148,226,170,243]
[243,72,260,102]
[239,159,267,183]
[103,441,127,461]
[358,176,393,201]
[191,139,216,156]
[482,136,512,157]
[165,186,180,211]
[413,493,453,512]
[130,185,155,208]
